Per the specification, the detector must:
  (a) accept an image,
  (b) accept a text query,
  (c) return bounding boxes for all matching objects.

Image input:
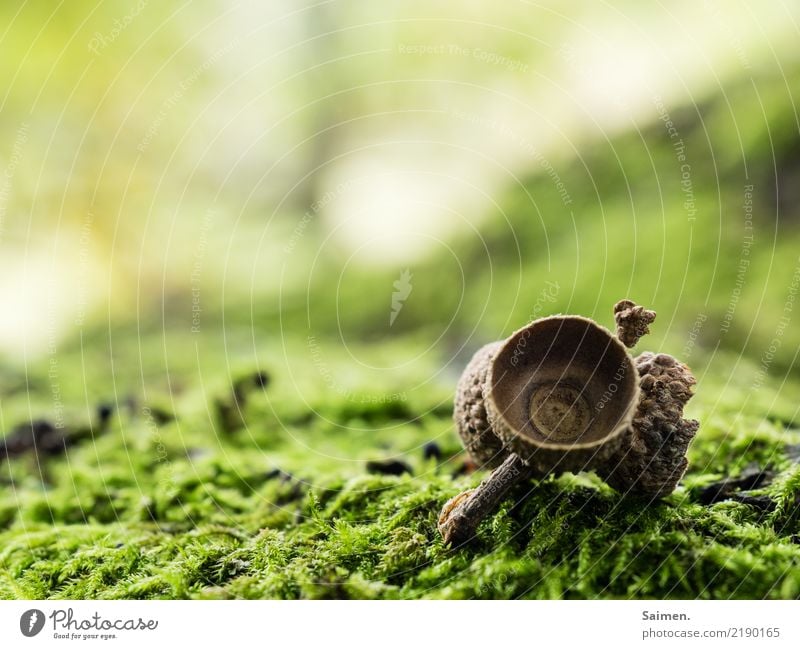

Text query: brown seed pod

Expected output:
[597,352,699,498]
[453,341,508,469]
[440,301,699,545]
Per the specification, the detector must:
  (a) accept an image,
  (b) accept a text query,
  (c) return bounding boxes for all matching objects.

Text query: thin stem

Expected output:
[438,453,532,545]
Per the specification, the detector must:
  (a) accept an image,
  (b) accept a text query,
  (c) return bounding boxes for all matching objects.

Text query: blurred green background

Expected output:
[2,1,800,599]
[2,1,799,405]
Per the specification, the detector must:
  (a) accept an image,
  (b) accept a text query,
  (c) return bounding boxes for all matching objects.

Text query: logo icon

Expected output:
[20,609,45,637]
[390,269,413,326]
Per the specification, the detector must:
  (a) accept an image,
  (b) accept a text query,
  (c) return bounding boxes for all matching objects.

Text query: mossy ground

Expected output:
[1,326,799,600]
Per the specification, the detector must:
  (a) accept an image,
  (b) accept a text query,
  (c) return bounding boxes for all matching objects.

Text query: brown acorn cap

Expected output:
[485,316,640,475]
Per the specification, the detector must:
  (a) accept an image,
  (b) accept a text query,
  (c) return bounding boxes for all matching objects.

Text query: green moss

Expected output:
[1,327,800,599]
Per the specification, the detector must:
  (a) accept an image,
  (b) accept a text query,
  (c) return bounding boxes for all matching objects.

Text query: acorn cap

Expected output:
[442,306,700,545]
[484,316,640,476]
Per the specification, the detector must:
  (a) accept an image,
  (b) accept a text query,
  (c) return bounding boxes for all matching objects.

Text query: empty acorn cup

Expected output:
[439,300,698,545]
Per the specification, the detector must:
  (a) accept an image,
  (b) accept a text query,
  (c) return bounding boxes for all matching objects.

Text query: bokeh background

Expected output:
[2,1,800,599]
[2,2,800,395]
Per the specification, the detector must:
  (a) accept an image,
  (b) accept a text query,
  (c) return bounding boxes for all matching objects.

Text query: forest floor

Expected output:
[1,327,799,600]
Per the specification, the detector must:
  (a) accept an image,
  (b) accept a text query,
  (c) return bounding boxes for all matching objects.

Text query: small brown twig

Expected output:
[438,453,532,545]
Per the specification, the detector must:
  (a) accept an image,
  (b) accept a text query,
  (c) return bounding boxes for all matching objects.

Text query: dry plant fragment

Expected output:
[438,454,531,546]
[598,352,699,498]
[439,300,699,545]
[614,299,657,348]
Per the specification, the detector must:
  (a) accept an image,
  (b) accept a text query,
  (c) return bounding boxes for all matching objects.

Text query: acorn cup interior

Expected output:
[488,316,639,448]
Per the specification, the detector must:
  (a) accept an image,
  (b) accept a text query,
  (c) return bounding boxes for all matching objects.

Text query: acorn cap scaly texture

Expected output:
[453,342,509,469]
[599,352,699,498]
